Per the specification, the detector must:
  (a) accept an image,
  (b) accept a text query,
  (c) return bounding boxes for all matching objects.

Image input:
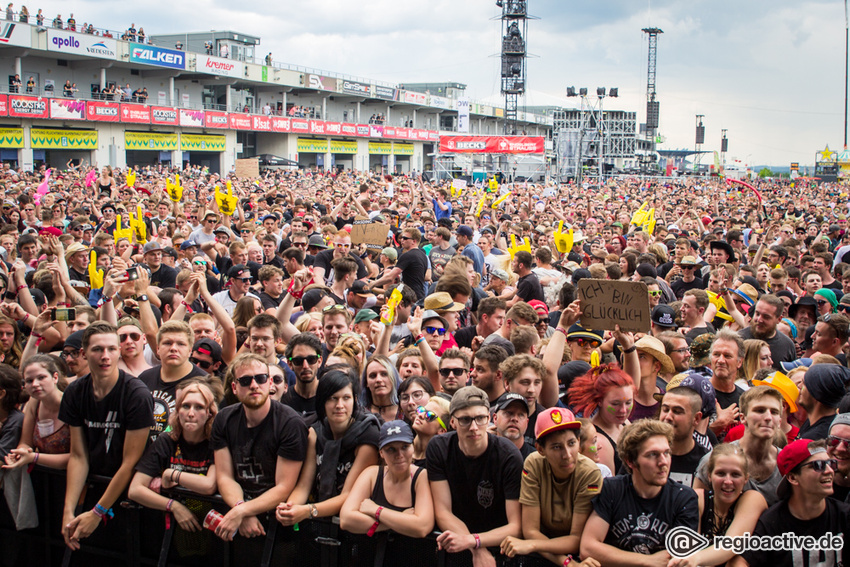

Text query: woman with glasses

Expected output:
[277,370,379,531]
[814,288,838,316]
[411,396,449,466]
[397,375,435,423]
[361,355,402,423]
[3,356,70,472]
[340,420,435,566]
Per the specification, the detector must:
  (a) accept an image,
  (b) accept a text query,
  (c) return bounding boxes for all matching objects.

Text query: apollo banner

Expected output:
[439,135,545,154]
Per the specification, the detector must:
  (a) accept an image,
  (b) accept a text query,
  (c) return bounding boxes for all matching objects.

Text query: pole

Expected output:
[845,0,848,148]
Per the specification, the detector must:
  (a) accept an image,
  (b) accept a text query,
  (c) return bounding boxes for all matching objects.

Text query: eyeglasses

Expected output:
[400,390,428,404]
[679,265,696,270]
[235,373,269,387]
[416,406,447,430]
[454,414,489,428]
[323,304,348,314]
[425,326,446,336]
[293,242,307,248]
[827,435,850,449]
[439,367,467,377]
[205,219,216,224]
[24,208,34,212]
[60,349,81,360]
[648,290,662,297]
[797,459,838,473]
[119,332,141,343]
[289,355,319,367]
[569,338,601,348]
[237,278,252,283]
[193,260,206,266]
[335,243,351,248]
[190,357,213,370]
[187,216,197,221]
[671,348,690,354]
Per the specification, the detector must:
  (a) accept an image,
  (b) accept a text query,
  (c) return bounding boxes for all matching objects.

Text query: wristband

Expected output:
[101,295,113,304]
[287,279,304,300]
[16,284,27,292]
[622,345,637,354]
[30,331,42,340]
[166,499,174,512]
[473,533,481,549]
[563,555,574,567]
[414,334,425,346]
[176,471,183,484]
[235,500,244,507]
[180,300,194,314]
[92,503,114,524]
[374,506,383,522]
[555,327,568,337]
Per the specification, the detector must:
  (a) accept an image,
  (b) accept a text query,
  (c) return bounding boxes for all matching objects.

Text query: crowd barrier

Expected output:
[0,467,555,567]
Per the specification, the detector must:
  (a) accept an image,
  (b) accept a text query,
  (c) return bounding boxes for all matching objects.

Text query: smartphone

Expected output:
[125,266,139,281]
[52,307,76,322]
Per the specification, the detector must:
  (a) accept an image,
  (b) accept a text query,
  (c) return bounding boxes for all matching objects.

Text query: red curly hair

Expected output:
[566,363,634,417]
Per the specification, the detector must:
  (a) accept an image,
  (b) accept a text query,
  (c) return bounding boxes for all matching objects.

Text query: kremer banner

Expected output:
[196,55,242,78]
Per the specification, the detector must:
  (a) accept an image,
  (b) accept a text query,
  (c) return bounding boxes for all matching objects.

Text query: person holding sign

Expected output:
[369,227,428,301]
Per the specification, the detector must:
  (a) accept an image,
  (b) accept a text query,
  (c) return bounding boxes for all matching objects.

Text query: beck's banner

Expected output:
[439,136,545,154]
[31,128,97,149]
[125,131,178,151]
[180,134,226,152]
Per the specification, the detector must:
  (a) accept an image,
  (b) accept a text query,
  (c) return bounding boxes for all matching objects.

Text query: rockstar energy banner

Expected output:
[0,128,24,148]
[180,134,226,152]
[31,128,97,149]
[125,131,178,151]
[297,138,329,153]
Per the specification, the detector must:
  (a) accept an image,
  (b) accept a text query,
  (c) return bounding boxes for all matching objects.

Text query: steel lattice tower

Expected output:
[499,0,528,135]
[642,27,662,153]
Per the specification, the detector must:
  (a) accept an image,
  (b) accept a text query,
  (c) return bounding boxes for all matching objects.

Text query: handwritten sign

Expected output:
[350,216,390,250]
[577,279,650,333]
[234,158,260,180]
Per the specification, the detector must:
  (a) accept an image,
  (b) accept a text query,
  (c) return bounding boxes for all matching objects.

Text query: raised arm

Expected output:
[541,301,580,408]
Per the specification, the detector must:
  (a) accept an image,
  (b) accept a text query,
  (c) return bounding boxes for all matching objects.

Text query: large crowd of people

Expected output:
[0,161,847,566]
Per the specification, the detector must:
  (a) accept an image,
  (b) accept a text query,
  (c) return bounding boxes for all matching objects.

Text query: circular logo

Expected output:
[665,526,710,559]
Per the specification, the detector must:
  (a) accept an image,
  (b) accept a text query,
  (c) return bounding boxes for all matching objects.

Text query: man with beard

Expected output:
[211,264,261,317]
[709,329,745,438]
[437,349,470,398]
[210,353,307,562]
[60,330,88,381]
[581,420,698,564]
[739,294,797,370]
[470,344,510,405]
[659,387,709,486]
[492,393,534,459]
[796,364,850,440]
[311,231,368,288]
[280,333,322,422]
[368,227,429,301]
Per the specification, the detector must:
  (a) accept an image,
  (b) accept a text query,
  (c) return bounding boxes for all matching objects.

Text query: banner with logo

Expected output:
[129,43,185,70]
[330,140,357,154]
[305,74,336,91]
[31,128,97,149]
[86,100,119,122]
[181,134,225,152]
[196,54,242,78]
[50,99,86,120]
[228,113,251,130]
[151,107,177,125]
[47,29,116,57]
[457,97,470,133]
[297,138,328,153]
[430,95,451,109]
[252,115,272,132]
[394,143,414,156]
[120,103,150,124]
[271,117,291,133]
[291,119,309,133]
[374,86,397,101]
[179,109,205,128]
[439,136,545,154]
[0,22,32,47]
[0,128,24,148]
[0,95,7,117]
[341,123,358,137]
[205,111,228,129]
[342,80,371,96]
[356,124,370,137]
[309,121,325,135]
[368,142,392,155]
[369,125,384,138]
[9,96,48,119]
[324,122,342,135]
[125,131,178,151]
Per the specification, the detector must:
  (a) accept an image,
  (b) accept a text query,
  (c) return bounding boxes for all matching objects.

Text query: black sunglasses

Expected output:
[289,355,319,366]
[797,459,837,473]
[439,367,466,377]
[190,357,213,370]
[235,373,269,387]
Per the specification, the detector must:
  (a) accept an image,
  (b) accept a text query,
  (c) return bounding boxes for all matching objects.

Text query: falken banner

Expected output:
[438,135,545,154]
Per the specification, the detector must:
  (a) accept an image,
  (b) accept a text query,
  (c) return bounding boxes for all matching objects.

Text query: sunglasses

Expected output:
[648,290,662,297]
[241,229,252,233]
[236,278,252,283]
[190,357,213,370]
[119,332,141,343]
[570,338,601,348]
[679,265,696,270]
[193,260,206,266]
[399,236,412,241]
[235,373,269,387]
[425,326,446,336]
[439,367,466,377]
[816,300,829,307]
[289,355,319,367]
[416,406,447,430]
[837,305,850,313]
[293,242,307,247]
[797,459,838,473]
[323,304,348,314]
[827,435,850,449]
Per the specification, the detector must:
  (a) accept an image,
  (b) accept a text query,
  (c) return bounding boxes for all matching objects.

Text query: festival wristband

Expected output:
[473,533,481,549]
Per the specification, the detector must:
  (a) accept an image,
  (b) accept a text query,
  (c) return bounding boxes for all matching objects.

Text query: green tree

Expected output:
[758,167,774,178]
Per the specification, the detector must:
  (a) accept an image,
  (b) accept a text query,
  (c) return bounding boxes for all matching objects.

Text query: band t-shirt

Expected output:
[210,400,308,498]
[59,370,155,477]
[591,475,699,555]
[741,498,850,567]
[668,442,711,487]
[519,452,603,538]
[135,433,214,478]
[139,364,208,443]
[280,388,317,423]
[426,432,523,534]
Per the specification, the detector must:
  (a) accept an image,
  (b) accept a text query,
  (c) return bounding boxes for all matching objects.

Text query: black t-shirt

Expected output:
[798,414,836,441]
[68,266,89,284]
[741,498,850,567]
[311,414,379,499]
[58,370,155,477]
[139,364,208,442]
[453,325,479,350]
[669,442,710,487]
[258,291,283,311]
[714,385,744,409]
[684,322,715,343]
[148,263,178,289]
[396,248,428,301]
[313,249,368,286]
[426,432,523,533]
[516,273,545,303]
[591,475,699,554]
[263,255,286,271]
[739,328,797,371]
[210,400,308,498]
[135,433,214,478]
[280,388,317,421]
[671,277,706,300]
[334,215,356,230]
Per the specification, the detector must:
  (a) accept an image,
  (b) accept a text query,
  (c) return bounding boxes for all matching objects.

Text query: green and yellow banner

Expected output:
[330,140,357,154]
[181,134,226,152]
[125,132,178,150]
[368,142,392,155]
[393,143,414,156]
[31,128,97,149]
[0,128,24,148]
[297,138,328,153]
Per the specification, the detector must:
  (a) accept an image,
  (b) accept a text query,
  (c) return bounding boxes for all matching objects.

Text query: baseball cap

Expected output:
[261,214,278,223]
[227,264,251,279]
[534,407,581,442]
[143,241,163,255]
[493,392,529,414]
[379,420,415,449]
[353,309,379,324]
[308,234,328,249]
[491,269,510,282]
[116,316,143,332]
[528,300,548,317]
[301,288,329,312]
[350,281,374,297]
[179,239,198,251]
[449,386,490,415]
[193,337,223,364]
[776,439,829,500]
[651,305,676,328]
[381,247,398,261]
[457,225,474,238]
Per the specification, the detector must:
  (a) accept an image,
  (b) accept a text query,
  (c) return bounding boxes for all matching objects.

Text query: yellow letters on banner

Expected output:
[553,221,574,254]
[88,250,104,290]
[491,191,511,209]
[216,181,238,216]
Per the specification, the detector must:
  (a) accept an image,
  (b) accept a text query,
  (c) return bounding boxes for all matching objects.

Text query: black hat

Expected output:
[651,305,676,328]
[228,264,251,279]
[64,330,85,351]
[493,392,530,414]
[709,240,736,263]
[193,338,223,364]
[789,296,818,319]
[302,288,329,312]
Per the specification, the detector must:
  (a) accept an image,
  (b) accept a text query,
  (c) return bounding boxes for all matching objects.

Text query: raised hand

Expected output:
[553,220,574,254]
[216,181,238,216]
[88,250,104,290]
[507,234,532,259]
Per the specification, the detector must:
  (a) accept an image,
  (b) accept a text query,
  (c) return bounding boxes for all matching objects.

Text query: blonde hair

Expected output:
[168,381,219,441]
[295,312,323,333]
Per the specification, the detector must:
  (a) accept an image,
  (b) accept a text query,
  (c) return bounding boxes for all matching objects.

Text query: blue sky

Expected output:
[24,0,847,165]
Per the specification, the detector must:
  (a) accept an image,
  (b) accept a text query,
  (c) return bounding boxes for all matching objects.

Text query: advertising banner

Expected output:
[204,111,228,129]
[430,95,451,109]
[31,128,97,149]
[271,117,291,133]
[393,143,414,156]
[368,142,392,155]
[356,124,370,137]
[457,97,470,133]
[196,54,242,78]
[120,103,151,124]
[228,113,251,130]
[369,125,384,138]
[9,96,48,119]
[0,95,8,117]
[252,115,272,132]
[150,107,178,125]
[124,131,178,151]
[179,109,205,128]
[341,123,357,137]
[438,136,545,154]
[129,43,186,70]
[309,120,325,135]
[291,119,309,133]
[86,100,120,122]
[47,29,116,57]
[305,74,335,91]
[0,128,24,148]
[49,99,86,120]
[330,140,358,154]
[324,122,342,135]
[181,134,226,152]
[342,80,370,96]
[402,91,428,105]
[297,138,329,153]
[0,22,32,47]
[374,86,397,101]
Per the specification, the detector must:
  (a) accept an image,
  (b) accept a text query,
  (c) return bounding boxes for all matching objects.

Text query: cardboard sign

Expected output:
[234,158,260,179]
[577,279,651,333]
[350,216,390,250]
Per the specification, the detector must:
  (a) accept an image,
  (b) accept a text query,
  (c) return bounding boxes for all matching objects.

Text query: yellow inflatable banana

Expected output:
[553,221,574,254]
[166,174,182,202]
[216,181,238,216]
[475,195,490,217]
[491,191,511,209]
[643,209,656,235]
[113,215,132,243]
[126,170,136,188]
[88,250,104,289]
[590,350,601,368]
[508,234,532,259]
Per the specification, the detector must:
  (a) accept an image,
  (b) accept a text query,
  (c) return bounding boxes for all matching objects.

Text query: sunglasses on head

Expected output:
[797,458,838,473]
[416,406,447,430]
[323,304,348,313]
[235,373,269,387]
[190,357,213,370]
[439,367,466,377]
[425,326,446,336]
[289,355,319,367]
